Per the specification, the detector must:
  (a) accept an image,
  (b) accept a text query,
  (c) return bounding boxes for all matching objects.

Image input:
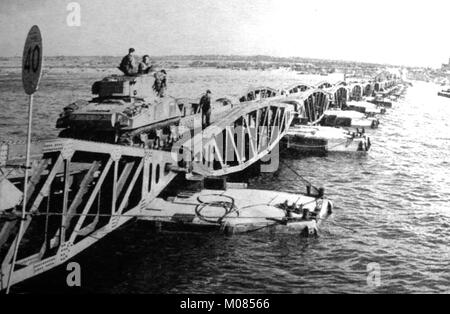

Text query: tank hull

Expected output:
[56,74,185,148]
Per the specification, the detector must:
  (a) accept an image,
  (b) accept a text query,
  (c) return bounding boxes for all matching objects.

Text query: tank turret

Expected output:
[91,75,155,99]
[56,74,186,149]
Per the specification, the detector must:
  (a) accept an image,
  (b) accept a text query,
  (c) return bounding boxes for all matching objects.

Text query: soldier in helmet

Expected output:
[119,48,137,76]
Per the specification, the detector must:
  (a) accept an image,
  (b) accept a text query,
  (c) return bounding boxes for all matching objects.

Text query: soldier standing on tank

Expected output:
[119,48,137,75]
[199,90,212,129]
[153,69,167,97]
[138,55,154,74]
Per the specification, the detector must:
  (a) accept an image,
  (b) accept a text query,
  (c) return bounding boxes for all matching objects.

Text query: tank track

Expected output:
[117,118,181,151]
[58,117,182,151]
[58,129,116,143]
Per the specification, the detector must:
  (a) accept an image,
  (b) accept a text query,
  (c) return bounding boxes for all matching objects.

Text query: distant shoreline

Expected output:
[0,54,403,68]
[0,55,396,79]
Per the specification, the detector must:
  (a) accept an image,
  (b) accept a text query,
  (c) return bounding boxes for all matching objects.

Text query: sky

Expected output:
[0,0,449,67]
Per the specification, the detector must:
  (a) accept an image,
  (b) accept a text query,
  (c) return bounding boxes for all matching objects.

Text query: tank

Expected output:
[56,74,184,149]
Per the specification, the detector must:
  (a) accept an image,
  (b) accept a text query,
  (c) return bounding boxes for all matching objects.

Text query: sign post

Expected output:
[6,25,43,294]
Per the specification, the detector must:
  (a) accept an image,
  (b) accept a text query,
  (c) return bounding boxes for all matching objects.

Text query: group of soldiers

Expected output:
[119,48,212,128]
[119,48,167,97]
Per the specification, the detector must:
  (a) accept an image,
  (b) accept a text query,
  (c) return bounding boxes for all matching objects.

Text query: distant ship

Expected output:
[438,88,450,98]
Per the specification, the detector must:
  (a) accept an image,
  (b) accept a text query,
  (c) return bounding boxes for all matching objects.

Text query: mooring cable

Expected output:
[278,158,321,194]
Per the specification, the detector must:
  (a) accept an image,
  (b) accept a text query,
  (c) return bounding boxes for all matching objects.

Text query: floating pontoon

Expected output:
[285,125,371,153]
[141,187,333,236]
[346,100,386,115]
[321,109,379,129]
[366,95,393,108]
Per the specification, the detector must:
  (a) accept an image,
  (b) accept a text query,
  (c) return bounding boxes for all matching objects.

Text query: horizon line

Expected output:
[0,53,428,69]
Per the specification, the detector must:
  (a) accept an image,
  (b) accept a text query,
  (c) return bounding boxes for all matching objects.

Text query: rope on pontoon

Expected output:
[195,194,238,224]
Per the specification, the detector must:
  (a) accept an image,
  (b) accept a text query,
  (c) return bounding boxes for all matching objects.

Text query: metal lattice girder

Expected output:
[324,85,349,107]
[283,83,313,95]
[1,154,64,269]
[179,99,295,177]
[363,83,374,96]
[0,138,178,291]
[349,83,363,100]
[62,161,101,236]
[0,157,48,248]
[315,81,333,90]
[283,89,330,125]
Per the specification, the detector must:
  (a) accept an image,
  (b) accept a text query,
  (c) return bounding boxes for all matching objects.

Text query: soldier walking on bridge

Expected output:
[199,90,212,129]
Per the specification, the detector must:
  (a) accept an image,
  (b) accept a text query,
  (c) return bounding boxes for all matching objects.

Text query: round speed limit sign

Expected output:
[22,25,43,95]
